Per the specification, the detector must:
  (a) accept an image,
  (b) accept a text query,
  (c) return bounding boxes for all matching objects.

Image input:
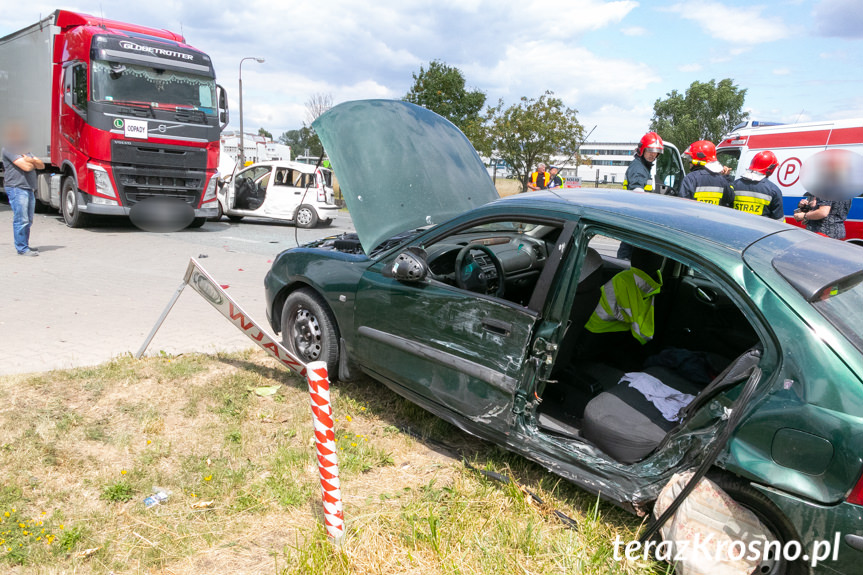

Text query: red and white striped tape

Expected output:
[306,360,345,543]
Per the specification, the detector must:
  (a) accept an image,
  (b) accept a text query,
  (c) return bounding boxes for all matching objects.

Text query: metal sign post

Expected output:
[136,258,344,543]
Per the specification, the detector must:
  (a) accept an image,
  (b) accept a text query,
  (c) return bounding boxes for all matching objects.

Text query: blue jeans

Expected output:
[6,186,35,253]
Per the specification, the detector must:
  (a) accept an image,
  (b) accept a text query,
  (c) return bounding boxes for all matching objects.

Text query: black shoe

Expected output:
[18,250,39,257]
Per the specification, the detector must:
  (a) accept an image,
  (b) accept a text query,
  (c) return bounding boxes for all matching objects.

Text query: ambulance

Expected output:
[716,119,863,240]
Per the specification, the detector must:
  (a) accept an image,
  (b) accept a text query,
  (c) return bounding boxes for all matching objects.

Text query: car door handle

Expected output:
[482,318,512,336]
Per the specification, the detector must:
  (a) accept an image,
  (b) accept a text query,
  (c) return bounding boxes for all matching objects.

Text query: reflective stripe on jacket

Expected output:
[623,156,653,191]
[529,171,551,188]
[679,168,734,207]
[585,267,663,344]
[731,177,785,219]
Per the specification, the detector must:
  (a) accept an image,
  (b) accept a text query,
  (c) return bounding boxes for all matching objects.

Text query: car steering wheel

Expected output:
[454,243,505,298]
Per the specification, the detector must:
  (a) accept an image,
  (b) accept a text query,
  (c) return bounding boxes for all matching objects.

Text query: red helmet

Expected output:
[688,140,717,164]
[748,150,778,176]
[638,132,664,156]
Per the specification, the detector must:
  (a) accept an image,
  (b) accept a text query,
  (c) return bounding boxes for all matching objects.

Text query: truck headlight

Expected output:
[88,165,119,205]
[202,174,218,203]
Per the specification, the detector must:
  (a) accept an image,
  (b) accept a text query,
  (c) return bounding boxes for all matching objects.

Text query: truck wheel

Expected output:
[706,471,807,575]
[207,202,223,222]
[187,217,206,229]
[295,205,318,228]
[61,178,90,228]
[227,215,244,223]
[281,288,339,376]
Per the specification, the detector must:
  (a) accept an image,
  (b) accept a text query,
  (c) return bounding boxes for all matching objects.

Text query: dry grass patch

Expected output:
[0,350,666,574]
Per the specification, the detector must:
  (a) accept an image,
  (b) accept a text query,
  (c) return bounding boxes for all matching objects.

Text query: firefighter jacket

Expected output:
[730,177,785,219]
[623,156,653,191]
[679,167,734,207]
[585,267,663,345]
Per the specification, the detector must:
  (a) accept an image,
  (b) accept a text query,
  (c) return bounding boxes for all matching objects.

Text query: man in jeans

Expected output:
[2,123,44,256]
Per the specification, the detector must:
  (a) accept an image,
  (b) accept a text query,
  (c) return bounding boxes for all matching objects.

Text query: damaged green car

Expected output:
[265,100,863,575]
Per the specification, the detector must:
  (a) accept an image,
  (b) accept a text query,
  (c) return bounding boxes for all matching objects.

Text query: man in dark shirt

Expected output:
[2,123,44,256]
[732,150,785,219]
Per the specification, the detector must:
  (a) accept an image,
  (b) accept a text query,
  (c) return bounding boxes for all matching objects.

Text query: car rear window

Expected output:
[812,277,863,353]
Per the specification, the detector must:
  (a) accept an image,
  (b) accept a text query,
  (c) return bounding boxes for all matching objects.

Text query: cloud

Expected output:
[813,0,863,38]
[677,64,703,72]
[621,26,647,36]
[772,68,791,75]
[666,1,790,45]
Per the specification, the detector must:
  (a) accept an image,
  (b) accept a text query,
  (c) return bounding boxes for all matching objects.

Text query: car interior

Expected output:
[536,233,762,464]
[422,221,563,306]
[234,166,269,210]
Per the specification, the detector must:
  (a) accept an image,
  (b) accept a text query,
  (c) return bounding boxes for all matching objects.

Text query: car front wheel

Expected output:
[281,288,339,376]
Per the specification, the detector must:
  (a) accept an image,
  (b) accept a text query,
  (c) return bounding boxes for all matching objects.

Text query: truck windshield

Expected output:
[90,60,216,114]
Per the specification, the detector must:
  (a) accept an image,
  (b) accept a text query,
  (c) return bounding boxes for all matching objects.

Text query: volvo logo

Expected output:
[157,125,167,133]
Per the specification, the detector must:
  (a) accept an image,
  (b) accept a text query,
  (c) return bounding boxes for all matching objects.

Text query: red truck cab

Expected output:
[1,10,228,228]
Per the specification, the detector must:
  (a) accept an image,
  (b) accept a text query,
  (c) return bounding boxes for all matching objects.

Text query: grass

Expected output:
[0,350,667,574]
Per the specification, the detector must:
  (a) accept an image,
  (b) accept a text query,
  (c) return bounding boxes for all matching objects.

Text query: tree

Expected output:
[305,93,334,125]
[278,127,322,160]
[483,92,584,193]
[404,60,486,146]
[649,79,749,150]
[257,127,273,140]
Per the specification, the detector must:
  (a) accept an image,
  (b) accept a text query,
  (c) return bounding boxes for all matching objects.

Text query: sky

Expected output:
[1,0,861,142]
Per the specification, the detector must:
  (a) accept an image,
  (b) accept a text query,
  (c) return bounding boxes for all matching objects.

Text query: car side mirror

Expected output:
[384,247,429,283]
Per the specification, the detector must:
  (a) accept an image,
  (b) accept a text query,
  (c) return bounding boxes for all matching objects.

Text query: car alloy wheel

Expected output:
[292,306,323,361]
[295,205,318,228]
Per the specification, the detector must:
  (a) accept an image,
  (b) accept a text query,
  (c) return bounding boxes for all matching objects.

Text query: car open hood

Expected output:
[313,100,499,254]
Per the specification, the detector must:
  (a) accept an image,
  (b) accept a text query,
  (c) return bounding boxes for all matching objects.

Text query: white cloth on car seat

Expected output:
[622,371,694,422]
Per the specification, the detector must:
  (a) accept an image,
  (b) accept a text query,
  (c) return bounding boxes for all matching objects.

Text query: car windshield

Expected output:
[812,277,863,352]
[90,60,217,114]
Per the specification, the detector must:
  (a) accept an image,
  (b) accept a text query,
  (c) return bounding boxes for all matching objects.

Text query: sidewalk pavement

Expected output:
[0,206,335,376]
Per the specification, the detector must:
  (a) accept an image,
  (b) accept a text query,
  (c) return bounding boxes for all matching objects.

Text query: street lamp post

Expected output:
[238,57,265,165]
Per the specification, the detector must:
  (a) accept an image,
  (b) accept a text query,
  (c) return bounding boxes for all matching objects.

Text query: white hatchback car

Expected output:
[213,160,339,228]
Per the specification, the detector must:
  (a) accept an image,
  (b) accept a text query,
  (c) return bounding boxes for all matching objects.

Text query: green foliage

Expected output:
[278,127,323,160]
[482,91,584,193]
[404,60,486,147]
[650,78,749,150]
[258,127,273,139]
[100,480,134,503]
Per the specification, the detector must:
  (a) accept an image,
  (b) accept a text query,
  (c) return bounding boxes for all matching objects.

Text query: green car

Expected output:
[265,100,863,575]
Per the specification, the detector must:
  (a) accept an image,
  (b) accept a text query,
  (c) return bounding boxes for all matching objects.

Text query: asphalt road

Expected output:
[0,201,355,375]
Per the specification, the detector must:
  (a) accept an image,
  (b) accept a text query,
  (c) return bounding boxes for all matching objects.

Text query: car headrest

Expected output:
[630,247,664,282]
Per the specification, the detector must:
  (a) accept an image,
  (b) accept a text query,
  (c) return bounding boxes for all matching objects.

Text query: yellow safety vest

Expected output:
[585,267,663,344]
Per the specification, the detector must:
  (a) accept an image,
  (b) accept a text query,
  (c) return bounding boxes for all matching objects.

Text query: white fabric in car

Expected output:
[622,371,695,422]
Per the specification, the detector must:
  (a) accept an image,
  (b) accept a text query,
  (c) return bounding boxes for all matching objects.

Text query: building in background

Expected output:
[553,142,637,185]
[219,131,292,175]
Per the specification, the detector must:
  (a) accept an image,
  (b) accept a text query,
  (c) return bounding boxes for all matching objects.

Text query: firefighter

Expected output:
[731,151,784,219]
[527,163,550,191]
[623,132,664,192]
[678,140,734,207]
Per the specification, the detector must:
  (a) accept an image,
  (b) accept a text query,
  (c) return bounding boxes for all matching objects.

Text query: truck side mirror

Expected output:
[383,247,429,283]
[216,84,229,130]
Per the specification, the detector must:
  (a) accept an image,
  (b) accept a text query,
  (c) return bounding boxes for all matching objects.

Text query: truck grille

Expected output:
[113,167,204,206]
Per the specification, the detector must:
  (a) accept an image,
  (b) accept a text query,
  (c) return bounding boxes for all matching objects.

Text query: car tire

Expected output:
[61,177,90,228]
[187,217,206,229]
[207,202,223,222]
[227,215,244,223]
[295,205,318,229]
[281,288,339,376]
[706,471,807,575]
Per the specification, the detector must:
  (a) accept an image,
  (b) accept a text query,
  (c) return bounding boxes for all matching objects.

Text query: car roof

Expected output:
[495,188,791,252]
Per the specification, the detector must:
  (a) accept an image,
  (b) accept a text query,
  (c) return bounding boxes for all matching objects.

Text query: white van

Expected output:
[213,160,338,228]
[716,119,863,239]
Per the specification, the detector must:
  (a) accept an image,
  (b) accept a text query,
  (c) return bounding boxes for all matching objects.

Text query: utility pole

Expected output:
[238,57,265,165]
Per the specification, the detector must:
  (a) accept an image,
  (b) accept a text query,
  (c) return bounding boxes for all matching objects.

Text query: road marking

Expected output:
[220,236,262,243]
